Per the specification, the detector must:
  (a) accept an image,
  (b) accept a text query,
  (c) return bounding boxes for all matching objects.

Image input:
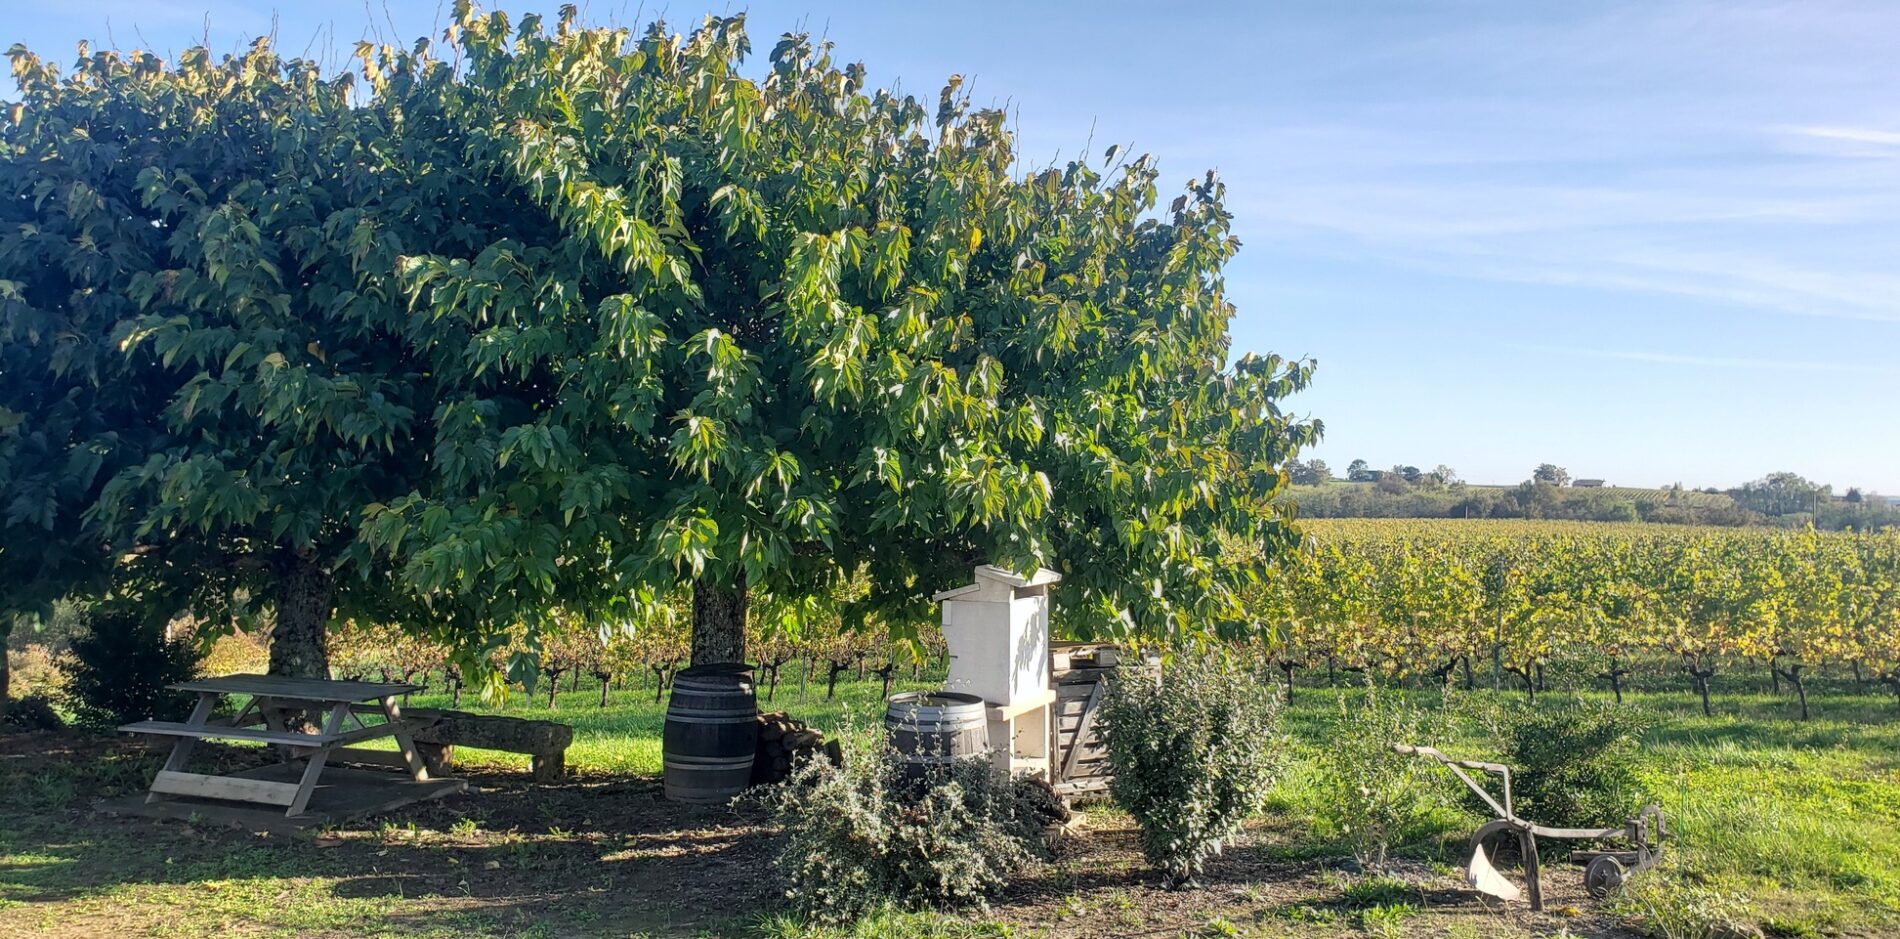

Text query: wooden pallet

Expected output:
[1049,644,1123,798]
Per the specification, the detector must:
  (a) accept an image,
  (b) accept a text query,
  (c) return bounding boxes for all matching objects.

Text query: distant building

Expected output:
[1573,479,1607,488]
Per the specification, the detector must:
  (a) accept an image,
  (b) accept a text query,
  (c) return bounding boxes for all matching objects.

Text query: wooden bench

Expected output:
[407,710,573,783]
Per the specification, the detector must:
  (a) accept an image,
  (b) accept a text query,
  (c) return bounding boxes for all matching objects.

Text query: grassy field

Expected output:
[4,662,1899,938]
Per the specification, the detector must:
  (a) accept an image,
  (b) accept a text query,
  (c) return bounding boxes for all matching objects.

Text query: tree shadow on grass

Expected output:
[0,729,785,936]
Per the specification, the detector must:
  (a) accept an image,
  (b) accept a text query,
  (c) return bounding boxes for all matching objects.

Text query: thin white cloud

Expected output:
[1056,2,1900,327]
[1785,125,1900,146]
[1525,344,1900,375]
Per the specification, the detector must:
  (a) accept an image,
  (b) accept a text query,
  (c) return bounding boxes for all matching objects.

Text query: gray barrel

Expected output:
[885,691,988,779]
[663,664,758,804]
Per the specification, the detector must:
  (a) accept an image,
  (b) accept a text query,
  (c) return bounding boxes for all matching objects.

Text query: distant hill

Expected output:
[1283,480,1750,527]
[1282,479,1895,530]
[1457,483,1736,509]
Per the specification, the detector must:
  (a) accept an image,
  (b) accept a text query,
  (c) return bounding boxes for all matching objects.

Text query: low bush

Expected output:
[6,643,64,698]
[1098,651,1286,886]
[1497,698,1654,825]
[755,720,1046,924]
[1,692,65,731]
[1313,685,1457,868]
[62,605,202,730]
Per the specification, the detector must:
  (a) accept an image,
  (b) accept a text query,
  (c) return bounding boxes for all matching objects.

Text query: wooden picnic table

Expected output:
[120,673,432,817]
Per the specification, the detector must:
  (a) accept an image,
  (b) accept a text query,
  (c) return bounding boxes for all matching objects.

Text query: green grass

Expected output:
[402,664,943,776]
[5,662,1900,937]
[1275,680,1900,934]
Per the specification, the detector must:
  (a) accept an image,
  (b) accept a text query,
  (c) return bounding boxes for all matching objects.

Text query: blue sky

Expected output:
[12,1,1900,492]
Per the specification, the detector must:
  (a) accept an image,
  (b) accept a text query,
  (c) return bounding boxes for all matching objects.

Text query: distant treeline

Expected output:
[1282,470,1899,532]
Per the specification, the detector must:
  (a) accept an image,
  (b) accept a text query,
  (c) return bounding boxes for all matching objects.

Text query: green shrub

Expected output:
[1098,652,1285,886]
[62,606,202,730]
[1314,685,1455,868]
[1498,698,1654,825]
[0,692,65,731]
[755,721,1045,925]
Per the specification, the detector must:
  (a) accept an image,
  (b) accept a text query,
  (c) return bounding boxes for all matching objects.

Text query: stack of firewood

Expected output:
[752,711,841,785]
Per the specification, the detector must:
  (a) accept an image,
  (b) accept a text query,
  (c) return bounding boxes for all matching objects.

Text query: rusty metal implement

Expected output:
[1394,743,1665,910]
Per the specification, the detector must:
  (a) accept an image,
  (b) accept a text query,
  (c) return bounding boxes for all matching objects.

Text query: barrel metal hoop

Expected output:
[664,755,756,770]
[665,710,760,723]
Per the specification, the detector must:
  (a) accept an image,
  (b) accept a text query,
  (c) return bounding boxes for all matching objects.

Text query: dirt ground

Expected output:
[0,730,1638,938]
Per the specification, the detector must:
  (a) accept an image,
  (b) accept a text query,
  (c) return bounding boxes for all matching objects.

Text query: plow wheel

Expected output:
[1585,855,1628,898]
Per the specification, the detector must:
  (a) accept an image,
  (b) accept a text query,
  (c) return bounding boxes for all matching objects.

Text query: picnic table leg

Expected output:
[378,696,431,782]
[285,702,352,817]
[146,692,216,805]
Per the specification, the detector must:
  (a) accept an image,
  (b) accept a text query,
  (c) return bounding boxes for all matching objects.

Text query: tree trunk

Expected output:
[1601,656,1627,705]
[1506,665,1536,706]
[1461,654,1475,691]
[269,551,335,679]
[691,573,748,666]
[651,663,677,704]
[1683,654,1714,718]
[1774,661,1810,721]
[0,635,10,724]
[595,672,612,708]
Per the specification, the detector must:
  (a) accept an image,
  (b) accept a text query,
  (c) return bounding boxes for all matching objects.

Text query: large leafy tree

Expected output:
[0,39,482,682]
[1,5,1319,687]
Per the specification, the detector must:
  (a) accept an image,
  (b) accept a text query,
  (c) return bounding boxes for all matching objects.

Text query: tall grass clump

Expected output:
[1312,685,1458,868]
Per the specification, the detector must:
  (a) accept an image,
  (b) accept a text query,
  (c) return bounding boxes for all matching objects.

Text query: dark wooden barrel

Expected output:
[663,664,758,804]
[884,691,988,779]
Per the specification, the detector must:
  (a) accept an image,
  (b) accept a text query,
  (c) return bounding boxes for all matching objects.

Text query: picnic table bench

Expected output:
[121,674,436,817]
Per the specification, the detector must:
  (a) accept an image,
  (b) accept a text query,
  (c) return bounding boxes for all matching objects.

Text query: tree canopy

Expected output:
[1532,463,1572,487]
[0,4,1319,685]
